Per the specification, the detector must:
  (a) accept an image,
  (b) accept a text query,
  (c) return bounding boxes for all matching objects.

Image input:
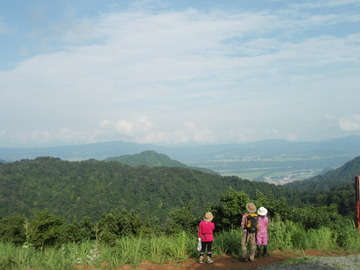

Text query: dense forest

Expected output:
[1,155,359,223]
[105,150,186,167]
[0,156,299,223]
[0,155,359,249]
[104,150,217,174]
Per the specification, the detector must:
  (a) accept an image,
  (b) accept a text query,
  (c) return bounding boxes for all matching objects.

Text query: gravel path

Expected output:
[257,254,360,270]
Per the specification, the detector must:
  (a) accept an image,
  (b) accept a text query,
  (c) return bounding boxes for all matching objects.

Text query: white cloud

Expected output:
[100,116,154,137]
[11,127,102,146]
[99,117,215,145]
[227,128,256,143]
[339,115,360,131]
[0,1,359,147]
[153,122,215,144]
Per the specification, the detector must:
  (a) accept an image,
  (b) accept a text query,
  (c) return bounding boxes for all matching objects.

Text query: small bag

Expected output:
[197,238,202,251]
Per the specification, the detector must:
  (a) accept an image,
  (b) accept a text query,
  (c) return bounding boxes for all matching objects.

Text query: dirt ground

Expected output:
[118,250,358,270]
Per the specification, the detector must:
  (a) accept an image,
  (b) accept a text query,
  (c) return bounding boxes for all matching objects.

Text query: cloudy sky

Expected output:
[0,0,359,147]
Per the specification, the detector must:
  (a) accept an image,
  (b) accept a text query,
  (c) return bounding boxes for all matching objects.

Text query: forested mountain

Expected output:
[0,157,297,224]
[105,150,217,174]
[1,136,359,183]
[105,150,186,167]
[285,156,360,192]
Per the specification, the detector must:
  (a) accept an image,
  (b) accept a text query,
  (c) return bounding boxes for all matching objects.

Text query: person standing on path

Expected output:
[198,212,215,264]
[256,206,269,257]
[241,202,258,262]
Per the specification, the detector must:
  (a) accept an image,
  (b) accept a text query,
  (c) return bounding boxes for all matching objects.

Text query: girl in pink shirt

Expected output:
[198,212,215,264]
[256,207,269,257]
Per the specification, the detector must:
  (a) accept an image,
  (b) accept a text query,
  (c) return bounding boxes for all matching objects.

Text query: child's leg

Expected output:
[199,242,206,263]
[262,236,269,256]
[256,236,264,257]
[206,241,213,258]
[256,245,261,258]
[262,245,268,256]
[206,242,214,263]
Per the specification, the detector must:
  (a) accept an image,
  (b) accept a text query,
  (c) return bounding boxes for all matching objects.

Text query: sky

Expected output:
[0,0,360,148]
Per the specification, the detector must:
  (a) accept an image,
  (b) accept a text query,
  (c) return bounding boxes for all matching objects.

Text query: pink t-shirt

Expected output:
[257,215,269,237]
[198,220,215,242]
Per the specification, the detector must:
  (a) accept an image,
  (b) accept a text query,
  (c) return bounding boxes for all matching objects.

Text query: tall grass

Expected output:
[214,229,242,255]
[1,220,360,269]
[268,217,360,252]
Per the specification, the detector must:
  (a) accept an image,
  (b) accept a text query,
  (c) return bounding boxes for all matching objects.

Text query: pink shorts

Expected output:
[256,236,268,245]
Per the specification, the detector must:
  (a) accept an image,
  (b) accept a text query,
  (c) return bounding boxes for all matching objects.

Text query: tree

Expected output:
[165,205,197,234]
[78,216,96,240]
[210,187,249,231]
[29,209,63,248]
[116,210,144,236]
[255,191,292,219]
[0,214,26,245]
[96,212,118,245]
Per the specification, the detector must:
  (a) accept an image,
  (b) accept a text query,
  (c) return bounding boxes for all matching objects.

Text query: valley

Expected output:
[1,136,359,185]
[183,154,353,184]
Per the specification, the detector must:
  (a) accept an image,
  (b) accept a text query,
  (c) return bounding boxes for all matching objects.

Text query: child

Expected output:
[256,206,269,257]
[198,212,215,264]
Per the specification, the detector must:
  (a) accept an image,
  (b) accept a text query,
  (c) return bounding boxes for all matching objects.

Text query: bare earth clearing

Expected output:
[116,250,358,270]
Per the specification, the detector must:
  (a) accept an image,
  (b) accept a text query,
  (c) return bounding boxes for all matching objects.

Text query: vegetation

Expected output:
[1,219,359,270]
[2,136,360,183]
[1,154,360,269]
[105,150,217,174]
[285,156,360,191]
[0,156,298,223]
[105,150,187,168]
[0,188,355,247]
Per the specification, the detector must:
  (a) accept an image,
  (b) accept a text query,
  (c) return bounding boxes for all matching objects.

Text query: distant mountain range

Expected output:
[1,135,360,183]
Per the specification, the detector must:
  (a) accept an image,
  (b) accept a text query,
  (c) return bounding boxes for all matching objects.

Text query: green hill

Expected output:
[2,155,358,225]
[105,150,217,174]
[284,156,360,192]
[105,150,186,167]
[282,156,360,218]
[0,156,295,224]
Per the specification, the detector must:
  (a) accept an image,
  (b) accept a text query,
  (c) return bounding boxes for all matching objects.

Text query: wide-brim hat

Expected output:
[257,206,268,216]
[204,212,213,222]
[246,203,257,213]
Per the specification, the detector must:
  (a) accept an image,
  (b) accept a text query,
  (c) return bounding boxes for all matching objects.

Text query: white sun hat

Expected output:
[257,206,268,216]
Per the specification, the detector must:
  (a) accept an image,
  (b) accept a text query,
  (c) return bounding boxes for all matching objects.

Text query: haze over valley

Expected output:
[1,136,359,184]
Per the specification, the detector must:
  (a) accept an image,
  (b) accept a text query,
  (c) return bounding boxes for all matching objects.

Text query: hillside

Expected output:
[284,156,360,192]
[105,150,217,174]
[0,157,296,224]
[105,150,186,167]
[1,136,359,183]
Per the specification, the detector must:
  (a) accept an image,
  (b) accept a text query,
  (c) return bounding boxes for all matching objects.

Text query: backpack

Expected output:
[246,213,259,233]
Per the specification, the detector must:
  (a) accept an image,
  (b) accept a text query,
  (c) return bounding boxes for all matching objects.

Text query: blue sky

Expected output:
[0,0,360,147]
